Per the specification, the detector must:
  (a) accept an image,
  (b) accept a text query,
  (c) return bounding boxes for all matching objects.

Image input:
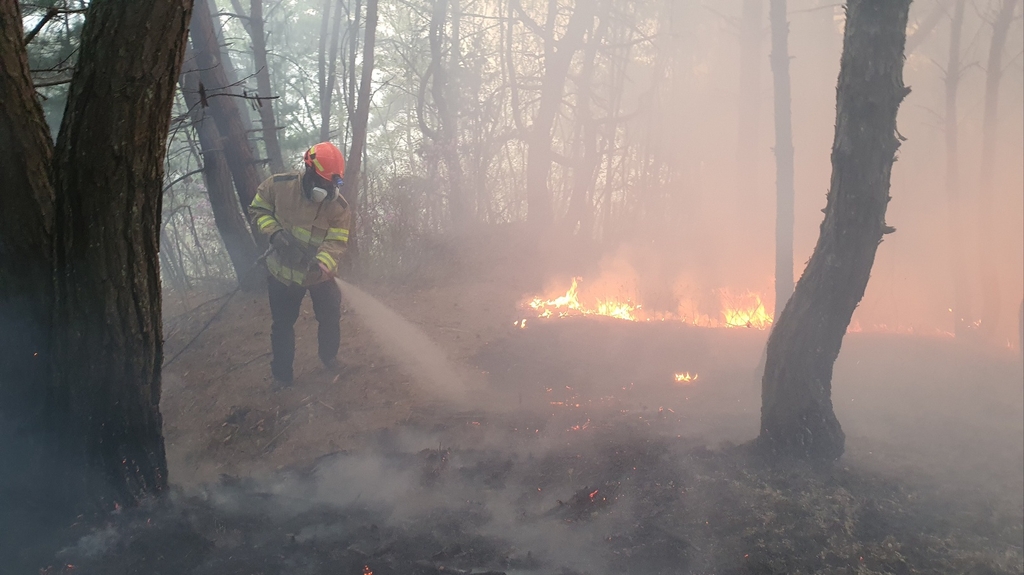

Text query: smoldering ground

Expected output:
[28,313,1024,575]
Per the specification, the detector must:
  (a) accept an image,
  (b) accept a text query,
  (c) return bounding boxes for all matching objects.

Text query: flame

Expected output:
[528,277,639,321]
[524,278,772,329]
[719,290,772,329]
[674,372,699,384]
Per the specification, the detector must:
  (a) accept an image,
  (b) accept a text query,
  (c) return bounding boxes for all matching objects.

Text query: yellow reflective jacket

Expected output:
[248,172,351,286]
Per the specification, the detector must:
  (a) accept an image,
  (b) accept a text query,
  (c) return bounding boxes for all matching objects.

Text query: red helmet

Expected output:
[303,142,346,183]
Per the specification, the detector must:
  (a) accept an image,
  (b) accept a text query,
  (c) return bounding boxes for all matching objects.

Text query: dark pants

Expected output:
[268,275,341,380]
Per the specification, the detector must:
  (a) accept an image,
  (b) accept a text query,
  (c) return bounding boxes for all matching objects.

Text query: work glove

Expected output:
[307,260,332,284]
[270,230,307,262]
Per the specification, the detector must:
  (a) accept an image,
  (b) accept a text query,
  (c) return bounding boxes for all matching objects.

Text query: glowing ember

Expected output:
[523,278,773,329]
[363,566,373,575]
[674,372,699,384]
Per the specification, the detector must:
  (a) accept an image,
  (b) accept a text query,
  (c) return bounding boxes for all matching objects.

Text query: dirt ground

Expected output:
[28,228,1024,574]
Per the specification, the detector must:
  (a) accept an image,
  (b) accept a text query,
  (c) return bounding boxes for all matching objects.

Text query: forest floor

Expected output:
[23,226,1024,575]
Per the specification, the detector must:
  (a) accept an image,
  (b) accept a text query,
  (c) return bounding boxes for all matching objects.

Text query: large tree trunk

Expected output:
[190,0,265,225]
[976,0,1018,340]
[758,0,910,462]
[247,0,286,174]
[0,0,58,473]
[769,0,795,313]
[181,48,261,287]
[48,0,194,509]
[944,0,971,337]
[343,0,379,263]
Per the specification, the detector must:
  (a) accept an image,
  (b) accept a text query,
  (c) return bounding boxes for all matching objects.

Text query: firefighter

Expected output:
[249,142,351,386]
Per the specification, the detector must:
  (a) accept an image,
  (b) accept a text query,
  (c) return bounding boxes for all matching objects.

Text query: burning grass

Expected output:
[523,277,774,329]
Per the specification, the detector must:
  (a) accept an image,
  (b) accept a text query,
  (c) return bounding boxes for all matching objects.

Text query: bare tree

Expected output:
[944,0,971,337]
[976,0,1019,340]
[758,0,911,462]
[343,0,380,262]
[737,0,764,207]
[190,0,265,238]
[319,0,344,142]
[770,0,795,312]
[180,47,261,287]
[514,0,597,230]
[249,0,287,173]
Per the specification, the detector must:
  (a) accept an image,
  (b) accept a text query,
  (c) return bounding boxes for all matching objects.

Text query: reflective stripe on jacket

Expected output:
[248,172,351,287]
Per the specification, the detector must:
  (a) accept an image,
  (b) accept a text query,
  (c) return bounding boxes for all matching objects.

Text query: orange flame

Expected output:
[524,278,773,329]
[673,372,699,384]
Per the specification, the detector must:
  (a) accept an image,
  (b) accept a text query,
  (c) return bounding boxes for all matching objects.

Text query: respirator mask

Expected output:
[310,175,344,202]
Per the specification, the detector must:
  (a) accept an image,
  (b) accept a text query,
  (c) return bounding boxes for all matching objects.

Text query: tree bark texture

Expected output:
[770,0,795,313]
[0,0,56,421]
[523,0,595,230]
[944,0,970,337]
[249,0,286,174]
[975,0,1018,340]
[49,0,195,508]
[343,0,379,262]
[758,0,911,462]
[190,0,264,220]
[181,48,261,287]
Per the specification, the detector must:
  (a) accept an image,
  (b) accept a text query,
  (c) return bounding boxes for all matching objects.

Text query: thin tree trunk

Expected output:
[50,0,194,509]
[190,0,266,244]
[343,0,379,263]
[758,0,911,462]
[945,0,970,337]
[181,48,261,287]
[736,0,762,206]
[770,0,795,312]
[212,7,255,139]
[523,0,595,230]
[319,0,344,142]
[250,0,286,173]
[976,0,1018,339]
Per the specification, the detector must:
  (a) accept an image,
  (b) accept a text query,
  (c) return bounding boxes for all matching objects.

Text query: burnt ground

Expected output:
[11,230,1024,575]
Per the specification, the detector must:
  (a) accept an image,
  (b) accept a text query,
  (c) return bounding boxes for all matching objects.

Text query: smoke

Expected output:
[335,278,513,409]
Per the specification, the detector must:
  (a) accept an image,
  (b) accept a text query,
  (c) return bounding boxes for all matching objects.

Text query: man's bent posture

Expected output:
[249,142,351,385]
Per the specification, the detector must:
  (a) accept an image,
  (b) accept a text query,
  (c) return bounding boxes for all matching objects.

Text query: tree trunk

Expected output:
[190,0,265,225]
[212,6,256,139]
[249,0,286,173]
[945,0,970,337]
[181,48,261,287]
[49,0,194,509]
[523,0,595,230]
[0,0,57,460]
[758,0,911,462]
[319,0,344,142]
[976,0,1018,340]
[770,0,795,313]
[343,0,379,263]
[736,0,763,207]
